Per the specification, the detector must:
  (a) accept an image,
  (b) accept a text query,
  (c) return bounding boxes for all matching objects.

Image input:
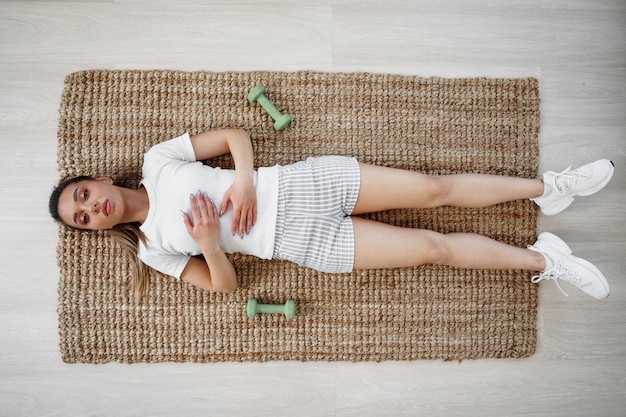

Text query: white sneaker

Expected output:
[528,232,609,299]
[531,159,614,216]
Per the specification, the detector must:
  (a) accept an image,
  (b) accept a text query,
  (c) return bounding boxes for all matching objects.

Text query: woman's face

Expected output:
[57,178,123,230]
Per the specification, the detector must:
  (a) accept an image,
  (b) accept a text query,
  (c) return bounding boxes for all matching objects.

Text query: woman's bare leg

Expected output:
[352,217,545,271]
[353,163,544,214]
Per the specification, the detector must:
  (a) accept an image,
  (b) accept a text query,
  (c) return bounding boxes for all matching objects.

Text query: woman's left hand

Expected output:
[221,176,257,238]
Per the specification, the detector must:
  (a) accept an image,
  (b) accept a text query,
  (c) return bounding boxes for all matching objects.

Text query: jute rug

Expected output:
[56,70,540,363]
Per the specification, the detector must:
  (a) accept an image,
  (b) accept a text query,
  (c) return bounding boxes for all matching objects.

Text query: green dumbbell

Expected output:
[246,298,296,320]
[247,85,292,131]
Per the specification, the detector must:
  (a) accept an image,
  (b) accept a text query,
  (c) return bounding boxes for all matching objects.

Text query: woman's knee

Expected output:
[423,176,453,208]
[423,233,452,265]
[416,231,451,265]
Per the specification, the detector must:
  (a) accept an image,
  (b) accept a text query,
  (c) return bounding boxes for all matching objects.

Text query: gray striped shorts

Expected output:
[272,156,361,273]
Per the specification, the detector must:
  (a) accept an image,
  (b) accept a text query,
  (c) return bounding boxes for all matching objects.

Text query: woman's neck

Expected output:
[119,185,150,225]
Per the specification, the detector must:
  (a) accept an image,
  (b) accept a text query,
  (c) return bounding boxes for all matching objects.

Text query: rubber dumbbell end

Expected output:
[246,297,258,319]
[283,299,296,319]
[273,114,292,131]
[247,85,266,103]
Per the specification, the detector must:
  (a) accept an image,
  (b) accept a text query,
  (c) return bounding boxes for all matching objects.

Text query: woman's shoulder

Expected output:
[145,132,194,162]
[143,133,196,175]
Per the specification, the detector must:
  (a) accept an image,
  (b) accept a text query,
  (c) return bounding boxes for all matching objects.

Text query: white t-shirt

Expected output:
[138,133,279,278]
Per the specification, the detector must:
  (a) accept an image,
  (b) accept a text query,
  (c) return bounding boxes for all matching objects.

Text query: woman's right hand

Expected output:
[182,191,221,253]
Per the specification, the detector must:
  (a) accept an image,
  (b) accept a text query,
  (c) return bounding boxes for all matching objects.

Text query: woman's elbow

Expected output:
[212,280,239,294]
[180,260,239,294]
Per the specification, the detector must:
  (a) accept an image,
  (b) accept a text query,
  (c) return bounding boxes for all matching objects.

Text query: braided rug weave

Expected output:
[56,70,540,363]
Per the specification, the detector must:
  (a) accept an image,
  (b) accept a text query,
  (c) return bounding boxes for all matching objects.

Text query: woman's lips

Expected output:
[103,200,110,216]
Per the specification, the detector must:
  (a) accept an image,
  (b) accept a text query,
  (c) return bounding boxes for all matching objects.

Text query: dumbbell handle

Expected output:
[256,95,284,121]
[255,303,288,314]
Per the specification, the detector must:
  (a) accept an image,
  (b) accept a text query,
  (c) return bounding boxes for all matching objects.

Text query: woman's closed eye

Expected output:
[81,189,89,224]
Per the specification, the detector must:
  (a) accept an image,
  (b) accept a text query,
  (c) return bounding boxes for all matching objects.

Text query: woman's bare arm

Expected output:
[189,129,257,237]
[181,192,238,293]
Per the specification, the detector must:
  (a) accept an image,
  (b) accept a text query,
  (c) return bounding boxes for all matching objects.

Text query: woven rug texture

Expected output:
[56,70,540,363]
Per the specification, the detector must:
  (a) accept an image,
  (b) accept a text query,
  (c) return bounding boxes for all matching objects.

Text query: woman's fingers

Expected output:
[189,191,256,238]
[232,205,258,238]
[205,194,218,220]
[188,193,200,220]
[200,193,218,221]
[243,206,256,236]
[249,205,257,232]
[188,192,218,223]
[183,192,222,252]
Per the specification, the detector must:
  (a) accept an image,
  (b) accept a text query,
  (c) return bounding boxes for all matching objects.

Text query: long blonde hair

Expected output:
[108,223,151,302]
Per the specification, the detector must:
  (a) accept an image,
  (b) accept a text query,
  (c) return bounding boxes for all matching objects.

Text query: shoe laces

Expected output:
[549,166,590,194]
[531,261,584,297]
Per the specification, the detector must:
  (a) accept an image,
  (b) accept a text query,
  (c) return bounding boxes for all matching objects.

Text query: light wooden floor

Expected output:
[1,1,624,416]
